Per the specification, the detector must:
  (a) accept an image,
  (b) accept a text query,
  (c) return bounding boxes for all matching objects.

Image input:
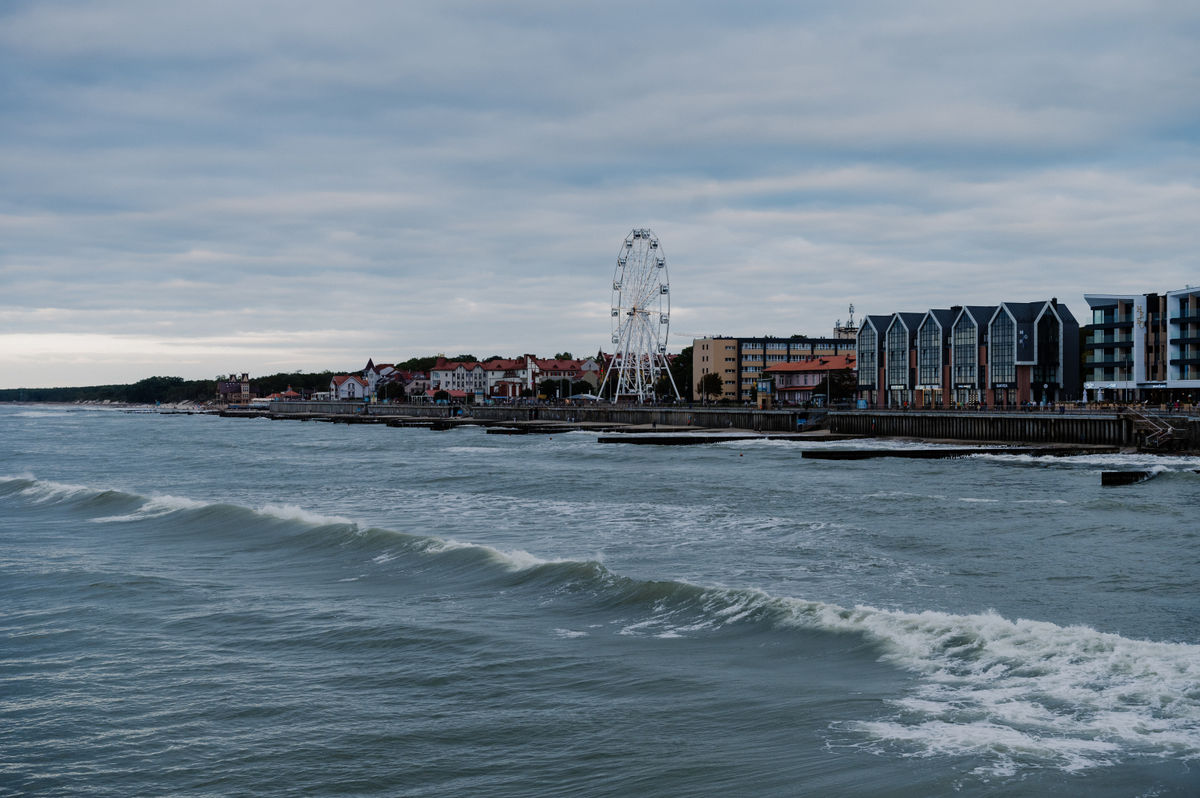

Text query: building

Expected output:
[855,316,892,408]
[430,358,488,400]
[857,299,1080,408]
[1083,286,1200,402]
[330,375,368,400]
[693,335,857,402]
[764,355,855,405]
[949,306,997,407]
[216,373,254,405]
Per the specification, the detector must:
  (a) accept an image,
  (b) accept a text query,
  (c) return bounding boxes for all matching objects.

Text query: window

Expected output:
[857,327,876,385]
[886,323,908,387]
[917,320,942,386]
[952,316,977,385]
[991,312,1016,384]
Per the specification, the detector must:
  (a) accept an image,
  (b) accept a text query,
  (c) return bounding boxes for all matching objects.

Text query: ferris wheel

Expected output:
[600,228,680,402]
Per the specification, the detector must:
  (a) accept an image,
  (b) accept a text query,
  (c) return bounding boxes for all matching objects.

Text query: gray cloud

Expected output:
[2,0,1199,387]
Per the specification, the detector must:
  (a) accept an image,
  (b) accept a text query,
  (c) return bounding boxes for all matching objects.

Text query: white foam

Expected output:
[422,537,558,572]
[91,493,209,523]
[15,477,106,504]
[256,503,357,528]
[788,601,1200,770]
[553,628,589,638]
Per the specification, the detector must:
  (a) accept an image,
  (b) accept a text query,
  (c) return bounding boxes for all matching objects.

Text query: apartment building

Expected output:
[693,335,856,402]
[858,299,1080,408]
[1084,286,1200,402]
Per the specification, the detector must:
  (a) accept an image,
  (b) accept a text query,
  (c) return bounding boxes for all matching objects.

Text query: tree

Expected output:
[654,374,675,400]
[812,369,858,403]
[554,352,573,360]
[570,380,592,396]
[382,381,406,402]
[395,356,440,372]
[433,389,450,403]
[668,345,692,401]
[698,372,723,401]
[539,378,571,399]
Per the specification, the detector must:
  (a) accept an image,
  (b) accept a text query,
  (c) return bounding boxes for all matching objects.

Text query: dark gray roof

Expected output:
[924,308,955,331]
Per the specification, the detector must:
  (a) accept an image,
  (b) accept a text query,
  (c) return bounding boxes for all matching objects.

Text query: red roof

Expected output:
[332,375,368,387]
[764,356,855,374]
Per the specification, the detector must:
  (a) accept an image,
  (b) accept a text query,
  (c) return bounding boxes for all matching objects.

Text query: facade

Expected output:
[949,306,995,406]
[692,337,739,400]
[764,355,855,405]
[216,373,254,405]
[430,358,488,398]
[693,335,857,402]
[884,313,924,407]
[858,299,1081,407]
[915,309,955,409]
[330,375,368,400]
[855,315,891,408]
[1084,286,1200,402]
[1167,286,1200,393]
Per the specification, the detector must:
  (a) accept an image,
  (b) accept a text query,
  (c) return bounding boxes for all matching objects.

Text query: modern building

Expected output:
[693,335,856,402]
[949,306,996,406]
[915,309,955,408]
[1083,286,1200,402]
[855,315,892,408]
[858,299,1080,408]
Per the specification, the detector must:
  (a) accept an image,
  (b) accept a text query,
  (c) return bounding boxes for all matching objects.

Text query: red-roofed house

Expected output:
[765,355,856,405]
[330,374,369,401]
[430,358,487,400]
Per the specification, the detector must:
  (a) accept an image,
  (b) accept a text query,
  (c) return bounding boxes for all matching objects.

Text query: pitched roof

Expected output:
[332,375,368,387]
[764,355,856,374]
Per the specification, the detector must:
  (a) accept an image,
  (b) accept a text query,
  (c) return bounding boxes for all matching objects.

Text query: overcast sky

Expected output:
[3,0,1199,388]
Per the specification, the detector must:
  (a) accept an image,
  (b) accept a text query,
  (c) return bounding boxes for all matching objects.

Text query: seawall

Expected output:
[829,410,1137,446]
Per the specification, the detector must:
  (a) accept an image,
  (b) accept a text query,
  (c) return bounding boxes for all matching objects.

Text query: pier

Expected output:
[222,402,1199,452]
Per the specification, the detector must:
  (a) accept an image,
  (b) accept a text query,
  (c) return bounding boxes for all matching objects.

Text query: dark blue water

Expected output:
[2,405,1198,796]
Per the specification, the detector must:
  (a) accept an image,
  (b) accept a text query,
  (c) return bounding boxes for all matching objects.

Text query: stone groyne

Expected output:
[828,410,1198,449]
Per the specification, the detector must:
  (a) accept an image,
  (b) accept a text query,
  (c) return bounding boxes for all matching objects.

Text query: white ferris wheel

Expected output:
[600,228,679,403]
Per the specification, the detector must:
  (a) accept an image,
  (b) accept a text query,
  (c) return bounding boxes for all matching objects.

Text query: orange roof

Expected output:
[764,356,855,374]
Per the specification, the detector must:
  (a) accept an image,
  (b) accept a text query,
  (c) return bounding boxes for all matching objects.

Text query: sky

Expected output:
[2,0,1199,388]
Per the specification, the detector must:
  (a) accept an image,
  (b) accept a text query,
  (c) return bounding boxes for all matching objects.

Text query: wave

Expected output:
[3,472,1198,774]
[970,452,1200,470]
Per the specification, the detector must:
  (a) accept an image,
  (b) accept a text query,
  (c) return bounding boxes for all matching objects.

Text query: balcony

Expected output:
[1169,336,1200,346]
[1169,313,1200,325]
[1087,319,1134,330]
[1084,339,1134,349]
[1084,358,1133,368]
[1169,358,1200,367]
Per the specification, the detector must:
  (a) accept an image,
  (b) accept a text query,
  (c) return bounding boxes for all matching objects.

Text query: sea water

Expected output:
[1,405,1197,796]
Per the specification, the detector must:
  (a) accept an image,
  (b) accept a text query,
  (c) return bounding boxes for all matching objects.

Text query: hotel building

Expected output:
[1083,286,1200,402]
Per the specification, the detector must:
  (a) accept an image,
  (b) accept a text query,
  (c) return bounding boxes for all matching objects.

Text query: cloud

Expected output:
[1,1,1199,387]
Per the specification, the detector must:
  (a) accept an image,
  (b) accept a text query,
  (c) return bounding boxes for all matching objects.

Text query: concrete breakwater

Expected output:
[257,401,822,432]
[829,409,1199,450]
[242,402,1199,450]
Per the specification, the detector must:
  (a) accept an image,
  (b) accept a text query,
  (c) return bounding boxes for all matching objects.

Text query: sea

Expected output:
[1,404,1198,797]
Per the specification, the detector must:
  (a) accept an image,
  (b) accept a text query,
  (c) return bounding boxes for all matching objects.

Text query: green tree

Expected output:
[668,345,692,401]
[395,356,440,372]
[433,389,451,403]
[812,369,858,403]
[540,378,572,399]
[382,381,406,401]
[554,352,573,360]
[697,372,724,401]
